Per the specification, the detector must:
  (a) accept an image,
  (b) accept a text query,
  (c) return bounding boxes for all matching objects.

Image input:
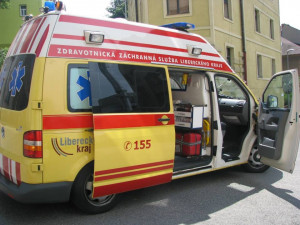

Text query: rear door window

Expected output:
[89,63,170,113]
[0,54,36,111]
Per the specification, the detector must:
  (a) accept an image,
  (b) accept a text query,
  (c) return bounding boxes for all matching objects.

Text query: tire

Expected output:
[71,163,119,214]
[242,143,270,173]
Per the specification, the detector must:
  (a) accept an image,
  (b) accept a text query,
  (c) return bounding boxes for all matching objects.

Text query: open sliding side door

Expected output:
[88,62,175,198]
[257,70,300,173]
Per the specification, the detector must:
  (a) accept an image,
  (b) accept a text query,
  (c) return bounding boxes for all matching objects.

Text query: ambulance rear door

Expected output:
[88,62,175,198]
[257,70,300,173]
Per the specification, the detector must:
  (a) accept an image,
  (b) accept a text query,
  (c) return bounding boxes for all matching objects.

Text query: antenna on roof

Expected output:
[160,22,195,32]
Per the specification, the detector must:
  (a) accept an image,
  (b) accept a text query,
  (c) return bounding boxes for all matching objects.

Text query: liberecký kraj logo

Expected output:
[51,137,93,156]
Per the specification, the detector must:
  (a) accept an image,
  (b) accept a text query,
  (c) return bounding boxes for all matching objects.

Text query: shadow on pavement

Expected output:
[0,165,298,225]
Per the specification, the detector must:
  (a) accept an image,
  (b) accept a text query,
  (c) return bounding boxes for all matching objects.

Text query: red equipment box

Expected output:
[176,133,201,156]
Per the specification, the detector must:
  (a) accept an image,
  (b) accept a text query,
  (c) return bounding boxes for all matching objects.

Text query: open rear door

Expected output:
[88,62,175,198]
[257,70,300,173]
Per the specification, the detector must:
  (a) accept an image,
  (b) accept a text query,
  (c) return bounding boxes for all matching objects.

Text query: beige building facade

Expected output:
[127,0,281,97]
[0,0,43,48]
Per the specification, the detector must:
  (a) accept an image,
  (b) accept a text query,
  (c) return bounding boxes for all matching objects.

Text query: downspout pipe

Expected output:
[135,0,139,22]
[240,0,247,83]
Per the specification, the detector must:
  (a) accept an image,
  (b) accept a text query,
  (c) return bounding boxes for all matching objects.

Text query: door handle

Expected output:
[158,118,170,122]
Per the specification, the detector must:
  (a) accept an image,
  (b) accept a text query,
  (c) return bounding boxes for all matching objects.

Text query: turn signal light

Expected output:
[23,131,43,158]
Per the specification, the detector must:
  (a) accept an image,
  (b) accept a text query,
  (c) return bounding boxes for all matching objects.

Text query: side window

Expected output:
[215,75,246,100]
[89,63,170,113]
[169,72,188,91]
[68,64,92,112]
[263,73,293,109]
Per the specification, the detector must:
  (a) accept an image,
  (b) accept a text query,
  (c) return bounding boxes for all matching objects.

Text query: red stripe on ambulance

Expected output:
[0,154,21,186]
[13,23,30,55]
[93,114,175,130]
[43,114,174,130]
[35,25,50,57]
[43,114,93,130]
[28,17,47,52]
[95,160,174,176]
[95,165,173,182]
[59,15,206,43]
[53,34,85,41]
[93,173,172,197]
[20,18,43,53]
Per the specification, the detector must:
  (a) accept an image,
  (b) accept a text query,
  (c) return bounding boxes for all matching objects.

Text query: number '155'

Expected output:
[134,140,151,150]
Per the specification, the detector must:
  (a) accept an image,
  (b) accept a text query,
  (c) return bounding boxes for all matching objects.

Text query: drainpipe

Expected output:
[240,0,247,83]
[135,0,139,22]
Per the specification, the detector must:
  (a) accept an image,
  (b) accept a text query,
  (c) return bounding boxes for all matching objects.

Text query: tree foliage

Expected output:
[0,48,8,69]
[106,0,126,18]
[0,0,10,9]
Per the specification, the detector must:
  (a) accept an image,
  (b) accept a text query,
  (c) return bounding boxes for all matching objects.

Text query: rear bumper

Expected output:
[0,174,73,203]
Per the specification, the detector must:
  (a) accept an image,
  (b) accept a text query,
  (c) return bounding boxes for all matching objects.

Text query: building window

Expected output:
[20,5,27,17]
[167,0,189,15]
[226,46,234,67]
[224,0,232,20]
[257,55,262,78]
[270,19,274,39]
[271,59,276,75]
[255,9,260,33]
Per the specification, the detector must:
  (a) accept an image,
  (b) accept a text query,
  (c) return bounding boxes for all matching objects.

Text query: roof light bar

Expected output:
[160,22,195,32]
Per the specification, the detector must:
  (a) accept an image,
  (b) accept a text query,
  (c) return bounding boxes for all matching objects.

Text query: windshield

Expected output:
[0,54,36,111]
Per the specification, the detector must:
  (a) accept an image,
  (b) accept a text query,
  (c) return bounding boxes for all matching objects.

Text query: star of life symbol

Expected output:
[77,71,92,106]
[9,61,25,96]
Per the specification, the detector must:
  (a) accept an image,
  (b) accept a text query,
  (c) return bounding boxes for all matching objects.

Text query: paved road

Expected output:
[0,152,299,225]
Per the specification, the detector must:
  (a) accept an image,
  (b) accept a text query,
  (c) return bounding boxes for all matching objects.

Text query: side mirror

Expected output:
[266,95,278,108]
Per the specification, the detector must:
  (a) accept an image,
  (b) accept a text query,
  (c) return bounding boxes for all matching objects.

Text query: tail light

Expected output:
[23,131,43,158]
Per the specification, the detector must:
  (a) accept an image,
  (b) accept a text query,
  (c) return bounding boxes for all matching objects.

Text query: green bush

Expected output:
[0,48,8,69]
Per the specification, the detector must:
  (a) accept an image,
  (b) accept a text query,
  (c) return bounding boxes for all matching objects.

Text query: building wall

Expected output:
[127,0,282,97]
[0,0,43,48]
[242,0,281,96]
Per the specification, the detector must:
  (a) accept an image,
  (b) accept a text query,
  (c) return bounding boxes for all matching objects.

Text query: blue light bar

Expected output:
[44,1,55,12]
[160,22,195,30]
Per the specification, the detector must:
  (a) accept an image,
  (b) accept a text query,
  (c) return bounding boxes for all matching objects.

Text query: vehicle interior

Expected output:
[169,69,213,174]
[169,69,251,174]
[214,74,250,162]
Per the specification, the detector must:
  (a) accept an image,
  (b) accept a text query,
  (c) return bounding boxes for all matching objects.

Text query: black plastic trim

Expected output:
[0,174,73,204]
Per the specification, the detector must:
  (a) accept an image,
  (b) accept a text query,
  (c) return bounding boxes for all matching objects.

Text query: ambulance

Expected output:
[0,1,299,214]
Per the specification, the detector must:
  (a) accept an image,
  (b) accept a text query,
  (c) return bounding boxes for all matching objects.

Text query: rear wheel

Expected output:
[71,163,119,214]
[243,144,269,173]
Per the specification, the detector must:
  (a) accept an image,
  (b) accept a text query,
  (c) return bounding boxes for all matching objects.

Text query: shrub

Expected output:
[0,47,8,69]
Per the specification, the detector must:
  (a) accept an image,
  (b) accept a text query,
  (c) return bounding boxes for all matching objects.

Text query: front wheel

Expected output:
[71,163,119,214]
[242,144,270,173]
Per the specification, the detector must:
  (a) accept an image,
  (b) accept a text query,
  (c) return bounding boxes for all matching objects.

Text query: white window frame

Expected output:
[255,8,261,33]
[225,45,234,68]
[271,58,276,76]
[257,54,263,78]
[223,0,233,21]
[270,19,274,40]
[20,5,27,17]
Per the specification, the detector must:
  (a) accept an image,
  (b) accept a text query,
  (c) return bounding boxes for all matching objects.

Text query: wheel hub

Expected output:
[249,146,263,167]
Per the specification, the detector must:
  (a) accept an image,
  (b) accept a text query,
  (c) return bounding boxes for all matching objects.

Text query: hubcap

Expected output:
[84,174,115,206]
[249,146,264,168]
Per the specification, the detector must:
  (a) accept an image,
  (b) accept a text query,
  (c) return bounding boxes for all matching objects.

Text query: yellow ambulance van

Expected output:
[0,2,299,214]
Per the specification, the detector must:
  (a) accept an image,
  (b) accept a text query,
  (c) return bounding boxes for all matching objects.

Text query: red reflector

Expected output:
[23,131,43,158]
